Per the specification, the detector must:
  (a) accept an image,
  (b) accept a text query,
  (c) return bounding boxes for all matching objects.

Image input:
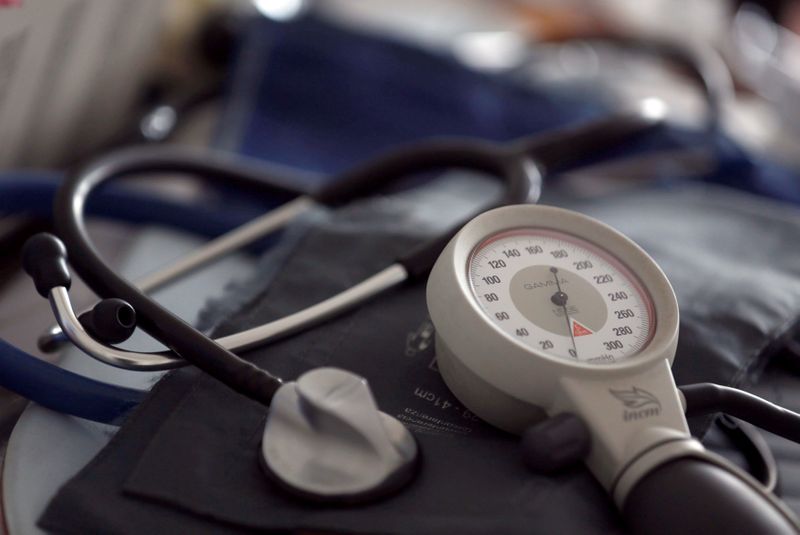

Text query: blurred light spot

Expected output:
[140,105,177,142]
[453,31,527,72]
[640,97,668,120]
[252,0,305,21]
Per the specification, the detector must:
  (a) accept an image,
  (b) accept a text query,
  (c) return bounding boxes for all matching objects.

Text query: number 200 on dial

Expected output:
[467,228,655,364]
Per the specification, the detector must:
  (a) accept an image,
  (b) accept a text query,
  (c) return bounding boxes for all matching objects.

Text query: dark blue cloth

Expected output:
[0,174,261,238]
[215,16,606,181]
[216,15,800,204]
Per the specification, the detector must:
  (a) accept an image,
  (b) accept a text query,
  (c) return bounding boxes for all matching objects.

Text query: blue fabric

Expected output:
[216,15,800,204]
[0,174,263,239]
[216,16,607,183]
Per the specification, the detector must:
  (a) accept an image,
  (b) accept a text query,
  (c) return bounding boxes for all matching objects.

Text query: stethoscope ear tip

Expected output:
[79,298,137,345]
[22,231,138,346]
[259,367,420,505]
[21,233,71,297]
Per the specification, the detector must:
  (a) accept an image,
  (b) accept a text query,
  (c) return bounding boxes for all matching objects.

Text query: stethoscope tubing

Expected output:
[0,338,144,425]
[40,139,537,353]
[51,138,538,405]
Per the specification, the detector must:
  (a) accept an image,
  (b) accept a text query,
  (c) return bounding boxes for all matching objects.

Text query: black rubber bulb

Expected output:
[79,298,137,345]
[520,413,591,474]
[623,457,798,534]
[21,233,71,297]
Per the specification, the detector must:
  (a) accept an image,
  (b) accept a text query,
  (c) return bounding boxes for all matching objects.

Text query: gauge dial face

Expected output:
[467,228,655,365]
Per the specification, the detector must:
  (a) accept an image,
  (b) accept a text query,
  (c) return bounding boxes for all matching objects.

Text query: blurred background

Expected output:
[3,0,800,167]
[4,0,800,223]
[3,1,800,532]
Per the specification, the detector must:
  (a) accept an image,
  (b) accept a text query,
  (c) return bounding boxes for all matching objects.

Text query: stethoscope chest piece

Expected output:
[260,367,419,504]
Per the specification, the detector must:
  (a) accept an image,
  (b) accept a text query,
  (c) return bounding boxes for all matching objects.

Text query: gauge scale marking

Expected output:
[467,228,655,364]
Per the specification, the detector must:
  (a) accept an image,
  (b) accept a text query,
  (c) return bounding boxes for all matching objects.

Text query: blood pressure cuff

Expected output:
[39,182,800,534]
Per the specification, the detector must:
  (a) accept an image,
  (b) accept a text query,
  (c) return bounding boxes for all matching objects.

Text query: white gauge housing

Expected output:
[427,204,690,497]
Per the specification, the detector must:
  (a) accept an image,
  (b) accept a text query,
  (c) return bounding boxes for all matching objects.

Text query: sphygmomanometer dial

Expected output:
[427,204,680,435]
[467,228,655,364]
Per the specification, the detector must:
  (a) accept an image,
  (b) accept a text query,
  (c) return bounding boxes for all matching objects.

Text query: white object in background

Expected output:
[0,0,164,167]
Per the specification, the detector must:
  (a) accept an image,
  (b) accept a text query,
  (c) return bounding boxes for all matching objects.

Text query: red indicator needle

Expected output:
[573,321,593,337]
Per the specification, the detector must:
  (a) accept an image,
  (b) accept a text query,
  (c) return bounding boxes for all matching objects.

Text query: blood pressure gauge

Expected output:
[427,204,691,504]
[467,228,655,365]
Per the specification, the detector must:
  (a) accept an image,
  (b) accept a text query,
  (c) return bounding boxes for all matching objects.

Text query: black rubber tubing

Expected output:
[681,383,800,444]
[314,109,662,279]
[21,232,71,297]
[53,150,293,406]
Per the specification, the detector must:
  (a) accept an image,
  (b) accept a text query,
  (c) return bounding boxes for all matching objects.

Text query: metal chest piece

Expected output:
[260,367,419,504]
